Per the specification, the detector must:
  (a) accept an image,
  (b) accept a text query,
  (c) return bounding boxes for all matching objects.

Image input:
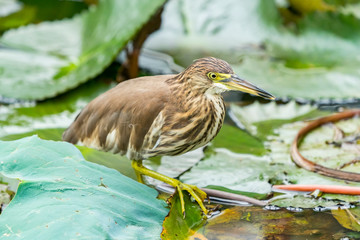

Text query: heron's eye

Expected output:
[207,72,217,80]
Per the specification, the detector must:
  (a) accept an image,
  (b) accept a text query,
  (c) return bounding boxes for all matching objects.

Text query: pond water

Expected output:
[199,205,359,240]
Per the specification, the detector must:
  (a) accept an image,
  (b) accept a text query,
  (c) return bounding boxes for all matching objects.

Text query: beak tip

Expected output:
[227,75,276,100]
[258,92,276,101]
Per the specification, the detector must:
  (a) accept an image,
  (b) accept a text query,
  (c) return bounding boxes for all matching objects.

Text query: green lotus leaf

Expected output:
[0,136,168,239]
[0,0,165,100]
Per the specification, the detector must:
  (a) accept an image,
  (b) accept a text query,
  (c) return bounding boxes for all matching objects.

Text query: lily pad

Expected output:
[0,0,90,34]
[232,56,360,100]
[0,136,168,239]
[161,191,205,240]
[0,77,114,138]
[78,145,137,180]
[229,101,325,140]
[180,102,360,207]
[0,76,140,180]
[268,116,360,172]
[0,0,166,100]
[146,0,280,62]
[0,129,137,181]
[180,149,276,195]
[146,0,360,99]
[270,194,357,209]
[0,0,22,18]
[144,148,205,182]
[210,124,266,155]
[0,0,32,34]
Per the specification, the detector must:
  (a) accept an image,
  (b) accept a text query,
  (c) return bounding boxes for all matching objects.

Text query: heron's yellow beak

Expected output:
[220,74,275,100]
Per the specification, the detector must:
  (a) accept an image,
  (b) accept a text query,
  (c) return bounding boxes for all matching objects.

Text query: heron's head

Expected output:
[181,57,275,100]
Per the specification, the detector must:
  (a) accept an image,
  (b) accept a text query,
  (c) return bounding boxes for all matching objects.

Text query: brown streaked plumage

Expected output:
[63,57,275,216]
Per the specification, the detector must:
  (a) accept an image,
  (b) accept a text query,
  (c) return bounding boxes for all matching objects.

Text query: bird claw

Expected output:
[131,160,208,217]
[174,180,208,217]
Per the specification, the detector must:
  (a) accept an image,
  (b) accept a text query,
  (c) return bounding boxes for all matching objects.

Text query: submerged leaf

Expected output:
[201,206,360,239]
[332,208,360,232]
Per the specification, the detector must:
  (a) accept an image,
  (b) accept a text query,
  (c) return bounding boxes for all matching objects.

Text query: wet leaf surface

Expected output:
[0,136,168,239]
[78,145,137,180]
[0,129,137,181]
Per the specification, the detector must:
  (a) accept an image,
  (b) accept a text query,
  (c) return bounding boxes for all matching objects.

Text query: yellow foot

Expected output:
[172,180,208,217]
[135,170,145,184]
[131,159,208,216]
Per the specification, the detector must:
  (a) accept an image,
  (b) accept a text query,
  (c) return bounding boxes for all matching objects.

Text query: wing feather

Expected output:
[62,75,174,159]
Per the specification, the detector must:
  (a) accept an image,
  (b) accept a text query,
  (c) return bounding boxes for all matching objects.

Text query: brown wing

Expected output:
[62,75,174,160]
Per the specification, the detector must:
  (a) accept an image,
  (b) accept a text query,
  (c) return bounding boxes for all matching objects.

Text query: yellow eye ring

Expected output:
[207,72,217,80]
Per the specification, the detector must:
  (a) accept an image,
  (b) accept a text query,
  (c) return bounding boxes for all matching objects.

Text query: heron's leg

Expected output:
[132,160,145,184]
[131,160,208,215]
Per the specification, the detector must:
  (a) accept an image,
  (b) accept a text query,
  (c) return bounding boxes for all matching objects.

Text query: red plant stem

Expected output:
[273,184,360,195]
[291,109,360,182]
